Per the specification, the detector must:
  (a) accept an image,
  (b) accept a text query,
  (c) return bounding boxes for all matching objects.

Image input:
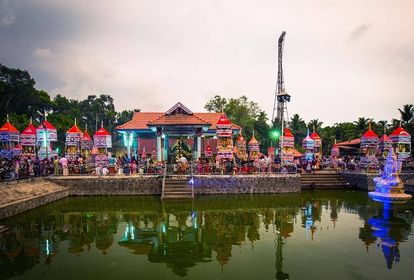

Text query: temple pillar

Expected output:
[156,127,162,162]
[196,128,202,160]
[163,135,169,162]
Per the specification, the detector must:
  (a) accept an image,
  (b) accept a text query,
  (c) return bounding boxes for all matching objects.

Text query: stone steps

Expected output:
[162,177,193,199]
[300,173,351,189]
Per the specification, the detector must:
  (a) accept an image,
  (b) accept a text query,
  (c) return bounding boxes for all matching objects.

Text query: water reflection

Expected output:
[0,193,413,279]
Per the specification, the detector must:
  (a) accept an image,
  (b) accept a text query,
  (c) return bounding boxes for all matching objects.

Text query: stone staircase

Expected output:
[301,172,351,189]
[162,176,194,199]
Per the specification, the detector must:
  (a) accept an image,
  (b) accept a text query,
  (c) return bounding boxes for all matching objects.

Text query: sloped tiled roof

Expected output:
[115,112,241,130]
[148,113,210,126]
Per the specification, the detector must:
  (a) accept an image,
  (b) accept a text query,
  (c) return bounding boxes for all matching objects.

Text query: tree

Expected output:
[398,104,414,125]
[0,64,51,121]
[353,117,372,138]
[308,119,323,132]
[288,114,307,144]
[204,95,227,112]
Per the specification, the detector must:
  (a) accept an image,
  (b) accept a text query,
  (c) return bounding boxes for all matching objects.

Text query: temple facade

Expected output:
[115,102,241,162]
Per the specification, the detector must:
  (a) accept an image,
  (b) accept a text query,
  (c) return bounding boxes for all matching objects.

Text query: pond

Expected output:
[0,190,413,279]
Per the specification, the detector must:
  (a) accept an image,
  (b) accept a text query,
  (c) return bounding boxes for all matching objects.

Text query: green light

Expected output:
[271,130,281,139]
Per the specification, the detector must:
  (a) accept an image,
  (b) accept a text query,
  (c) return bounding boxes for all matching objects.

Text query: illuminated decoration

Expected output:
[302,129,314,161]
[369,148,411,207]
[379,133,392,159]
[216,114,233,160]
[389,125,411,161]
[360,123,379,167]
[93,121,112,165]
[36,119,57,159]
[0,115,20,159]
[21,118,36,156]
[81,127,93,159]
[65,119,83,161]
[368,149,411,269]
[248,131,260,160]
[282,128,294,163]
[310,126,322,169]
[236,131,248,161]
[204,144,213,158]
[121,131,134,158]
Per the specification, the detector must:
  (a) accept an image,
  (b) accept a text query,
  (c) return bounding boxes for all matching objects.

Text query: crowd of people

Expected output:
[1,153,413,181]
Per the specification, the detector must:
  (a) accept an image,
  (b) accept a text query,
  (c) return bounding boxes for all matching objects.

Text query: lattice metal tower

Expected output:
[271,31,291,127]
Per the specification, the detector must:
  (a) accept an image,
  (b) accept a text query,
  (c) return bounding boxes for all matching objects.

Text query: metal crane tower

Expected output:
[271,31,291,126]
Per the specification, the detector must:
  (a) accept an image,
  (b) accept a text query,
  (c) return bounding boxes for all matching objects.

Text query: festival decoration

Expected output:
[282,128,295,163]
[379,133,392,159]
[360,123,379,167]
[310,126,322,169]
[216,114,233,160]
[93,122,112,165]
[248,131,260,160]
[390,125,411,161]
[81,126,93,159]
[36,119,57,159]
[65,119,83,161]
[302,129,314,162]
[0,115,20,159]
[236,131,248,161]
[21,118,36,157]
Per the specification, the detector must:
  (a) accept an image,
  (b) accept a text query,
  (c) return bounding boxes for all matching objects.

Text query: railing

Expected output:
[190,160,194,198]
[161,163,167,198]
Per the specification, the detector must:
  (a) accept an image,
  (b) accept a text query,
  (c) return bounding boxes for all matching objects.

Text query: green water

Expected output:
[0,191,413,280]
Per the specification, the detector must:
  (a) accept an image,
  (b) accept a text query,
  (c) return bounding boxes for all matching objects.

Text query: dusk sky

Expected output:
[1,0,413,125]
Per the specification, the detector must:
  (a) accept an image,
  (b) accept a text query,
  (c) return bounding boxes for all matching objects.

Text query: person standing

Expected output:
[59,156,69,176]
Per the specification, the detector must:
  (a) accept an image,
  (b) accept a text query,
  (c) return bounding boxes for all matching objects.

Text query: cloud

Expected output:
[0,0,16,27]
[349,23,372,40]
[33,47,52,58]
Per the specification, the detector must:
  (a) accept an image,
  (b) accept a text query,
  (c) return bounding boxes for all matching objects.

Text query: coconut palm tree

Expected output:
[288,114,307,144]
[398,104,414,125]
[376,120,389,135]
[353,117,372,138]
[308,119,323,132]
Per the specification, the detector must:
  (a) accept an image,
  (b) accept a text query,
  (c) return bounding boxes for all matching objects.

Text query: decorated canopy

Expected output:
[215,114,233,160]
[36,119,58,159]
[81,129,93,151]
[236,132,248,161]
[379,134,392,158]
[21,120,37,156]
[0,118,20,159]
[360,125,379,160]
[302,129,314,161]
[94,126,112,148]
[66,121,83,160]
[390,126,411,160]
[282,128,294,163]
[93,123,112,165]
[248,132,260,160]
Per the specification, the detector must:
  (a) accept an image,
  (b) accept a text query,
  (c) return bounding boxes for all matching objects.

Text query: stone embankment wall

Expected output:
[0,178,69,220]
[193,174,301,194]
[47,175,162,196]
[341,172,414,192]
[0,174,301,220]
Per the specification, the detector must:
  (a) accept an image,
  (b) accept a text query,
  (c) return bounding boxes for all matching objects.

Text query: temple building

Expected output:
[115,102,240,162]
